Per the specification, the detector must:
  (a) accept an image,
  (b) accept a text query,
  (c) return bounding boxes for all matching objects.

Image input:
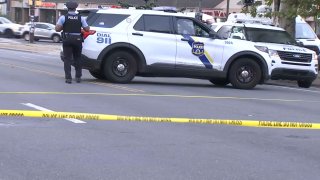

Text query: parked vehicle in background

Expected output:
[227,13,320,67]
[0,17,23,38]
[20,22,61,43]
[295,16,320,65]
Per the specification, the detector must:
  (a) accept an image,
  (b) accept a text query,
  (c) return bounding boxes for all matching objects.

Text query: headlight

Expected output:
[254,45,268,53]
[268,49,280,59]
[254,46,280,59]
[313,53,318,63]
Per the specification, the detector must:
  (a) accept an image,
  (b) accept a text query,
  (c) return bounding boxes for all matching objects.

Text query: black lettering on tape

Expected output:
[0,112,8,116]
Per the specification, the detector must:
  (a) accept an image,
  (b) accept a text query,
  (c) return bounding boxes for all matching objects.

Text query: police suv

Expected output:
[63,8,318,89]
[211,21,318,88]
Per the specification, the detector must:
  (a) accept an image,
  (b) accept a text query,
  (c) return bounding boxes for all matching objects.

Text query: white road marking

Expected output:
[269,85,320,94]
[21,103,86,124]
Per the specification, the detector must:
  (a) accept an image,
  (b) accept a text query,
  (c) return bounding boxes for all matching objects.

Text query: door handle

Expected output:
[132,32,143,36]
[181,38,189,41]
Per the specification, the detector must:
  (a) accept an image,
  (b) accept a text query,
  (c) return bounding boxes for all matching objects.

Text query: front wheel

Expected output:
[103,51,137,83]
[297,79,312,88]
[228,58,262,89]
[23,33,30,41]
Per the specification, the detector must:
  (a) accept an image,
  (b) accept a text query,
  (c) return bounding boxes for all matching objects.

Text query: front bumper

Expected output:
[271,68,317,81]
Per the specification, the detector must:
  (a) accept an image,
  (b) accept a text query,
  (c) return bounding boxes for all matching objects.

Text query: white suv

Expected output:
[0,17,23,38]
[211,22,318,88]
[62,8,318,89]
[20,22,61,43]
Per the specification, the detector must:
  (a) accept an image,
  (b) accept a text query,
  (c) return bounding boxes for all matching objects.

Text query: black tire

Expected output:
[103,51,137,83]
[209,79,229,86]
[4,29,14,38]
[228,58,262,89]
[297,79,312,88]
[52,35,61,43]
[23,33,30,41]
[89,70,105,80]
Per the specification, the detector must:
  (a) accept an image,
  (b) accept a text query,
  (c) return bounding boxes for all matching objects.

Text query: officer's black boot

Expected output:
[76,77,81,83]
[65,79,72,84]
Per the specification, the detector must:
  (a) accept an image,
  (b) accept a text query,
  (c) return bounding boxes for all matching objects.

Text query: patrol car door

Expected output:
[128,15,176,68]
[175,18,224,71]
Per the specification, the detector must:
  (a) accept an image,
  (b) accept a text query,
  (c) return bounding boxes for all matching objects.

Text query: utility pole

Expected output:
[198,0,202,12]
[226,0,230,17]
[29,0,35,43]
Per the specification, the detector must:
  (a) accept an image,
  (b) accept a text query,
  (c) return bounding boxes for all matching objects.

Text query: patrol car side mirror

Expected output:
[209,31,219,39]
[296,40,304,47]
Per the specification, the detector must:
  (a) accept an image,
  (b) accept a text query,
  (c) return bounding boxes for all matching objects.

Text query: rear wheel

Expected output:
[209,79,229,86]
[89,70,105,80]
[52,35,61,43]
[297,79,312,88]
[103,51,137,83]
[4,29,14,38]
[228,58,262,89]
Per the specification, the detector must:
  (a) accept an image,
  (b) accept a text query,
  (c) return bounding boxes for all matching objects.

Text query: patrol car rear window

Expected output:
[134,15,172,34]
[89,14,129,28]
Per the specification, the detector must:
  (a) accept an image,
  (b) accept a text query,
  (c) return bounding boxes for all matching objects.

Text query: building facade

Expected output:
[8,0,226,24]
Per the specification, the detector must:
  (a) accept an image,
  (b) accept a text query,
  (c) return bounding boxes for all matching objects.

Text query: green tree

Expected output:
[118,0,157,9]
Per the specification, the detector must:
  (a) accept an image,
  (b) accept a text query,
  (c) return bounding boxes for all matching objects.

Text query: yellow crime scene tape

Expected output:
[0,110,320,129]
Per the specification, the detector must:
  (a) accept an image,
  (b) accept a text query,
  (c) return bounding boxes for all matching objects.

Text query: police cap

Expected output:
[65,1,78,9]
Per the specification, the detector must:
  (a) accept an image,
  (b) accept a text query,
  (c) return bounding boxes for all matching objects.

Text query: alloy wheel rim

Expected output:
[236,65,254,83]
[112,58,129,77]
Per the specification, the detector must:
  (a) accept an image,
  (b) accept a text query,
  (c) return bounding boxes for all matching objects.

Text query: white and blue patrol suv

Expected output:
[62,8,318,89]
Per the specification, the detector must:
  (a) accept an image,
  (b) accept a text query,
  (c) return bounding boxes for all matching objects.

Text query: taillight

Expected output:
[82,30,96,39]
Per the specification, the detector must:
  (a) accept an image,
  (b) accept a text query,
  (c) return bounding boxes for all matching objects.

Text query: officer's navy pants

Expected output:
[63,40,82,79]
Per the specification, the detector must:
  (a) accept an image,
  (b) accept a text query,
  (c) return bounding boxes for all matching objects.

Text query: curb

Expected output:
[0,39,60,55]
[267,78,320,88]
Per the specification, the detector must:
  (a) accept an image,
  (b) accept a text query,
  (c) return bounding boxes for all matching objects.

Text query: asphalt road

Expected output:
[0,49,320,180]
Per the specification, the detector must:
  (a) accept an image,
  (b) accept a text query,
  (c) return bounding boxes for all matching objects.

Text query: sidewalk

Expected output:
[0,37,60,55]
[0,37,319,88]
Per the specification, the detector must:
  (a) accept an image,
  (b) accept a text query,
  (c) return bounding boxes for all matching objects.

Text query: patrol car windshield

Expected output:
[246,28,297,45]
[295,23,317,39]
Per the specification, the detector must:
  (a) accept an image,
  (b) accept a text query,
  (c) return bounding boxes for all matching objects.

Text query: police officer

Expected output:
[55,1,90,84]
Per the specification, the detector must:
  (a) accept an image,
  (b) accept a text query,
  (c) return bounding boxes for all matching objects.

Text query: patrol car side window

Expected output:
[217,25,232,39]
[134,15,172,34]
[176,18,209,38]
[177,19,195,35]
[91,14,129,28]
[230,26,246,40]
[133,17,144,31]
